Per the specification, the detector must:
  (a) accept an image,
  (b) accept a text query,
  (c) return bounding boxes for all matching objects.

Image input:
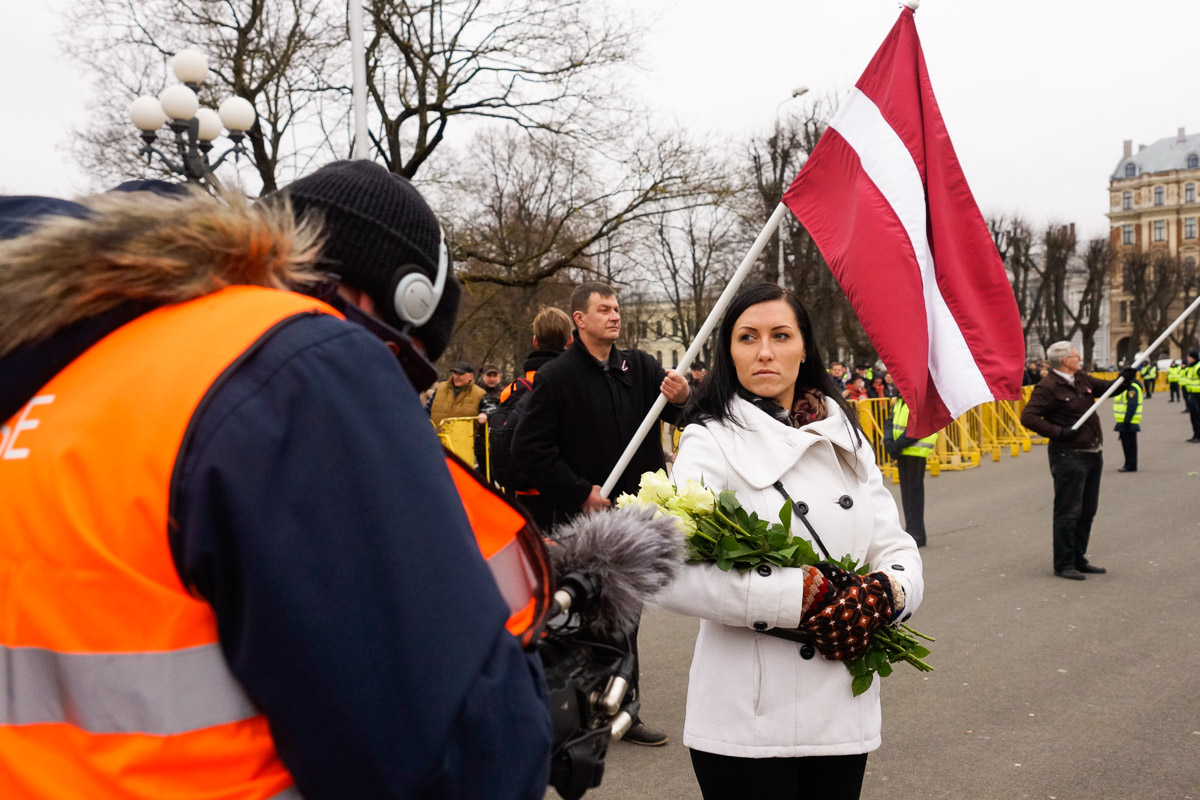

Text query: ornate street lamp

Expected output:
[128,48,256,187]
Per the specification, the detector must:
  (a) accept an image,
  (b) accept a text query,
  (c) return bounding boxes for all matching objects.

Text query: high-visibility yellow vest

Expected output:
[1112,382,1144,425]
[891,399,938,457]
[1184,363,1200,393]
[1139,364,1157,380]
[1168,365,1181,384]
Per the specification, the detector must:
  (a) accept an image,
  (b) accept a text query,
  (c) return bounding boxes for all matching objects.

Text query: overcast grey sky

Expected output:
[2,0,1196,241]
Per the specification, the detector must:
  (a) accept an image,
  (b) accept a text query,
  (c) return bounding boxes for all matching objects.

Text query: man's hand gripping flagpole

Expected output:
[1070,292,1200,430]
[599,204,790,499]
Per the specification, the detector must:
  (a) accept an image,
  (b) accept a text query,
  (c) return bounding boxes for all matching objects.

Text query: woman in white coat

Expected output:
[654,283,924,800]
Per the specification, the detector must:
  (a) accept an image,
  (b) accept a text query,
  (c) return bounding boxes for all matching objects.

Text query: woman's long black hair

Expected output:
[684,282,863,439]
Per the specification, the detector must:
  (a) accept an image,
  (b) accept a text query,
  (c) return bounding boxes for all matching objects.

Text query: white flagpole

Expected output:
[600,203,790,498]
[348,1,370,160]
[1071,292,1200,430]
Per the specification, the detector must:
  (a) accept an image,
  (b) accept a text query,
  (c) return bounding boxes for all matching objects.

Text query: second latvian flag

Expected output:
[784,5,1023,438]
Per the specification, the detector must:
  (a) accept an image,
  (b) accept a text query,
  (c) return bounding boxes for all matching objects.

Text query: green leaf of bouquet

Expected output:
[715,556,733,571]
[718,490,740,515]
[777,499,792,533]
[846,659,869,677]
[910,645,931,659]
[877,660,894,677]
[866,650,886,671]
[851,673,874,697]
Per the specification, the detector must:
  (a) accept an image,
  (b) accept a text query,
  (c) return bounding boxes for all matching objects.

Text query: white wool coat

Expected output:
[653,395,924,757]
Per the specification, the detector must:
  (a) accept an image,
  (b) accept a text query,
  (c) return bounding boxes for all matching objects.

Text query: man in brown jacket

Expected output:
[1020,341,1136,580]
[429,362,486,429]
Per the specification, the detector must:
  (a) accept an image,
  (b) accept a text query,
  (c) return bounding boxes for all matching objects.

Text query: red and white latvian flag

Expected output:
[783,6,1023,438]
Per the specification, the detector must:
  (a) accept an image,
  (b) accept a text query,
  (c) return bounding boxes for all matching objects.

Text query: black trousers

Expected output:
[1169,382,1180,401]
[1118,430,1138,470]
[896,454,927,546]
[1047,447,1103,573]
[690,750,868,800]
[1189,394,1200,438]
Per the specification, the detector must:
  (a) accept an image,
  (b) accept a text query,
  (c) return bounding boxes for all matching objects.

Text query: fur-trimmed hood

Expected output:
[0,189,322,359]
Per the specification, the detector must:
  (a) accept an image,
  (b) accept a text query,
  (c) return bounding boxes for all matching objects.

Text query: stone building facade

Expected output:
[1107,128,1200,362]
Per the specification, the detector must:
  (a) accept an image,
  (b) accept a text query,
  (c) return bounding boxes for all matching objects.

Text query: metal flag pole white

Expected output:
[600,203,790,498]
[1071,292,1200,430]
[348,1,370,160]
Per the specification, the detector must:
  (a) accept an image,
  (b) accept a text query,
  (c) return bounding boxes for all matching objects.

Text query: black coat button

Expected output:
[901,613,912,623]
[753,621,768,631]
[800,644,816,660]
[890,564,905,571]
[838,495,854,509]
[756,564,772,577]
[796,501,809,515]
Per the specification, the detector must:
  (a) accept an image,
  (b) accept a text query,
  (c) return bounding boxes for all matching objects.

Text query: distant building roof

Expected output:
[1112,131,1200,180]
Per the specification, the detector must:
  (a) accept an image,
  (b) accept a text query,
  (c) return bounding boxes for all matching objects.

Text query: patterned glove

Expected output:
[799,563,896,662]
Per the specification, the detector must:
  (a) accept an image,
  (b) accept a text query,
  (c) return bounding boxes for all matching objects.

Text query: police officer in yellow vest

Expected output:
[1168,361,1182,402]
[1112,379,1144,472]
[1138,362,1157,397]
[1184,350,1200,442]
[885,397,938,547]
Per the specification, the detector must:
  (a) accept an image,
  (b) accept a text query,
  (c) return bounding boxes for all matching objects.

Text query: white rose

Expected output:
[676,479,715,515]
[636,469,676,505]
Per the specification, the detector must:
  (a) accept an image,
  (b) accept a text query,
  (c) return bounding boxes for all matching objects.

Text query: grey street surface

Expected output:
[570,401,1200,800]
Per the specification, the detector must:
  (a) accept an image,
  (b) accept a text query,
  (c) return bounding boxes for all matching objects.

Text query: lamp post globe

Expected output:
[172,48,209,85]
[218,96,256,132]
[158,84,200,122]
[130,96,168,132]
[194,108,223,142]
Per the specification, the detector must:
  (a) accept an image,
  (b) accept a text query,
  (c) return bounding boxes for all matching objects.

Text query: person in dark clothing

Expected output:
[1112,379,1143,472]
[0,168,551,799]
[505,306,574,530]
[1020,340,1136,581]
[474,363,504,474]
[512,282,690,748]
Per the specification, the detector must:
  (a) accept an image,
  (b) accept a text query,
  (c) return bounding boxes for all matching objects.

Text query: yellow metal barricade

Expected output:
[436,416,477,466]
[854,398,897,480]
[934,407,981,472]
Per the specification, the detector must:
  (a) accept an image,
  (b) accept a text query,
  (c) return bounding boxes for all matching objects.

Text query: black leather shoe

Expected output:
[623,722,669,747]
[1054,569,1086,580]
[1118,466,1136,472]
[1077,564,1107,574]
[1188,437,1200,443]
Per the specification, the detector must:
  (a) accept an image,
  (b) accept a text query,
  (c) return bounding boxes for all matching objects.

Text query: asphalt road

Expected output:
[566,397,1200,800]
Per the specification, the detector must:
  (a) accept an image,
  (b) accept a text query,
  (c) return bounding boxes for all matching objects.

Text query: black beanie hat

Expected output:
[282,160,462,362]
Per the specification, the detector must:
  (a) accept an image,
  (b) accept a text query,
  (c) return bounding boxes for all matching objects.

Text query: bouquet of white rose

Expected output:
[618,470,933,696]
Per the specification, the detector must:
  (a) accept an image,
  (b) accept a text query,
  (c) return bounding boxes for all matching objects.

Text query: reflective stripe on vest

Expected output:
[892,400,938,457]
[444,450,552,648]
[0,286,332,800]
[1112,382,1144,425]
[499,370,536,403]
[1168,366,1181,382]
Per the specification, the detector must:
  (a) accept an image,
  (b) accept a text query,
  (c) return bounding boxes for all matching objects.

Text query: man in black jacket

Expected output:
[1020,340,1135,581]
[512,281,689,746]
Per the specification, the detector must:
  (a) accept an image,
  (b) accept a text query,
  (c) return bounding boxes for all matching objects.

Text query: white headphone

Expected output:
[391,225,449,329]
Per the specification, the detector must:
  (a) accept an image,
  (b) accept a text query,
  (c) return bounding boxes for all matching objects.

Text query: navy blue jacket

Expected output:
[1,309,551,800]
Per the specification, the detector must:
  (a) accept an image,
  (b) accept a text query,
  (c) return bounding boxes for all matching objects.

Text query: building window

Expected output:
[672,319,679,335]
[1122,225,1134,245]
[639,321,648,338]
[1187,218,1197,240]
[656,350,663,364]
[671,349,678,368]
[1154,186,1164,206]
[1120,301,1127,324]
[1189,154,1199,169]
[1122,191,1132,210]
[1153,220,1166,241]
[1187,183,1196,203]
[656,320,663,337]
[1125,163,1137,178]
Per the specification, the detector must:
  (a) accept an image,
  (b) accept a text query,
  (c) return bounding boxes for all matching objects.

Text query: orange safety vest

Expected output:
[0,286,550,798]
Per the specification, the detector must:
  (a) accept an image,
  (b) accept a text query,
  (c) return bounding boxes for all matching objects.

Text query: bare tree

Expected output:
[363,0,637,179]
[67,0,343,193]
[1072,238,1113,367]
[447,127,721,289]
[638,201,741,364]
[1036,222,1079,347]
[989,214,1044,344]
[1169,256,1200,355]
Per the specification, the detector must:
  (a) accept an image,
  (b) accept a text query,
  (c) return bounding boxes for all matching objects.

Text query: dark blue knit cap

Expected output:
[0,196,91,241]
